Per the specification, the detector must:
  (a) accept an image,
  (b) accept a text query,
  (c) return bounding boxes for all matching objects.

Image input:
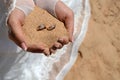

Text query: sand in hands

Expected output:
[22,7,68,48]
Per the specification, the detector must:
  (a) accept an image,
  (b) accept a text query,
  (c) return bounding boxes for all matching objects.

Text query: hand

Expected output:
[49,1,74,53]
[7,8,50,55]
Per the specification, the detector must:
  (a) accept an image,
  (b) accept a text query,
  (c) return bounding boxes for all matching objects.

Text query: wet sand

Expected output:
[65,0,120,80]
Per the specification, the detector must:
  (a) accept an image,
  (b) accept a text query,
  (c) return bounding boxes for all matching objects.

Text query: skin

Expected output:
[7,1,74,56]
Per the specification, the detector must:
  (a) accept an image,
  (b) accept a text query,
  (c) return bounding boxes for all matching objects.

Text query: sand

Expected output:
[23,7,68,48]
[22,0,120,79]
[64,0,120,80]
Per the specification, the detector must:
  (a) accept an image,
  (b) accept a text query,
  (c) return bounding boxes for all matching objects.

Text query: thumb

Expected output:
[8,8,28,50]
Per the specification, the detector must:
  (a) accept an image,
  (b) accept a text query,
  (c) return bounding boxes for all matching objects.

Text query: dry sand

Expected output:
[65,0,120,80]
[23,7,68,48]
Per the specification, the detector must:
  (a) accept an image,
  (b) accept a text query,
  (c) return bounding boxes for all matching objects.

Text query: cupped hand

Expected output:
[8,1,74,55]
[49,1,74,53]
[7,8,50,55]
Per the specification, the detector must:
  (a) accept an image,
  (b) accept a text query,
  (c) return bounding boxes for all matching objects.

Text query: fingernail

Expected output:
[21,42,27,51]
[70,37,74,43]
[72,37,74,42]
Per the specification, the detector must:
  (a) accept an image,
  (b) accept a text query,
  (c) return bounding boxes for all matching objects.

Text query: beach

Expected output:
[0,0,120,79]
[65,0,120,80]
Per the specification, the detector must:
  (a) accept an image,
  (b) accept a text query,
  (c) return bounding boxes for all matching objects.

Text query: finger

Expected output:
[27,43,47,53]
[53,42,63,49]
[27,43,51,56]
[43,48,50,56]
[50,48,56,54]
[50,42,61,54]
[64,12,74,42]
[57,37,69,45]
[49,40,67,54]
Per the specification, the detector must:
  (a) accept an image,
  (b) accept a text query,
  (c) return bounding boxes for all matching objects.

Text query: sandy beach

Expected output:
[65,0,120,80]
[3,0,119,79]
